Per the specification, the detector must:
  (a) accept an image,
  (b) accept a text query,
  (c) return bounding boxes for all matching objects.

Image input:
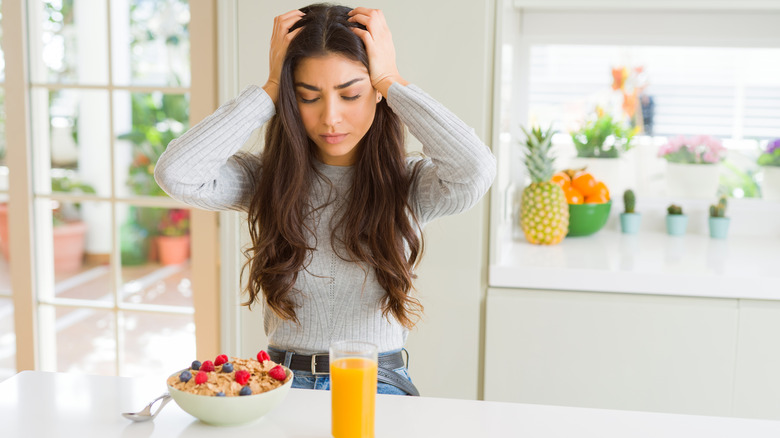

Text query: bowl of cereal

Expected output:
[166,352,293,426]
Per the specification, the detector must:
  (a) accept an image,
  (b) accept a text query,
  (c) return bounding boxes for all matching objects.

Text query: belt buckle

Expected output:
[310,353,329,375]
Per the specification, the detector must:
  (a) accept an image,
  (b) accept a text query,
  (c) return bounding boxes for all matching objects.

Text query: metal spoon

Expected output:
[122,393,172,422]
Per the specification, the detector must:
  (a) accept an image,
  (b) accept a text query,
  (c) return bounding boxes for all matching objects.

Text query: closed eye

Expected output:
[299,96,319,104]
[343,94,361,101]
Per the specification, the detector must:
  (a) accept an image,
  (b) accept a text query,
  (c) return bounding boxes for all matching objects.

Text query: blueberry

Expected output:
[179,370,192,382]
[239,386,252,396]
[191,360,202,371]
[221,363,234,373]
[216,391,225,397]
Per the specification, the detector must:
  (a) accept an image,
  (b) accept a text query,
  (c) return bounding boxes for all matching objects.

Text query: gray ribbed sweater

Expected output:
[155,83,496,354]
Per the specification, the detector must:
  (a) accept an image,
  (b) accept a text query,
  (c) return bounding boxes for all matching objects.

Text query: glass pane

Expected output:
[32,199,113,302]
[114,91,189,198]
[112,0,191,87]
[30,88,111,196]
[120,205,192,308]
[0,0,5,82]
[29,0,109,85]
[48,305,116,375]
[120,311,194,378]
[0,297,15,382]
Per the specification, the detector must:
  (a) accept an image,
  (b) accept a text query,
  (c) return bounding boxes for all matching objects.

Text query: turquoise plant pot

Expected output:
[708,217,730,239]
[619,213,641,234]
[666,214,688,236]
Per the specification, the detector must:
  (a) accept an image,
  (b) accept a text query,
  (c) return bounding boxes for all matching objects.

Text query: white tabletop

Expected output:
[3,371,780,437]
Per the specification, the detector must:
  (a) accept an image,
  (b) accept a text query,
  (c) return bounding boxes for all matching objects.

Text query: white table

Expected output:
[2,371,780,437]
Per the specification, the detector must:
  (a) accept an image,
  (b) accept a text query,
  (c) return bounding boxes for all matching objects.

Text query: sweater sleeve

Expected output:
[154,85,275,212]
[387,83,497,224]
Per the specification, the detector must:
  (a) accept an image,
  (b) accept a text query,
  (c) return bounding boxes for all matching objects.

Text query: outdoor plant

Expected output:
[658,135,727,164]
[570,109,636,158]
[158,209,190,237]
[758,138,780,167]
[623,189,636,213]
[667,204,683,215]
[51,175,96,226]
[709,196,728,218]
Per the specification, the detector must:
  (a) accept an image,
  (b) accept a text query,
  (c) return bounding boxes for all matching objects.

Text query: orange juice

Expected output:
[331,356,378,438]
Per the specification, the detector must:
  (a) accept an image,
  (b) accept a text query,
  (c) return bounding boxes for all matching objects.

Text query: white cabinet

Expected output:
[485,288,743,417]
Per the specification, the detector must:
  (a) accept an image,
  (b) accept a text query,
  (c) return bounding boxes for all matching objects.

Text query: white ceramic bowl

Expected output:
[167,367,293,426]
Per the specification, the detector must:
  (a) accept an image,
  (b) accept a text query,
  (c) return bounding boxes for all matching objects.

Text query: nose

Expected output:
[322,96,342,127]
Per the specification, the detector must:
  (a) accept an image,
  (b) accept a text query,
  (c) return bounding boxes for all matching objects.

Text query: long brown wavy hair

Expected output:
[236,3,424,328]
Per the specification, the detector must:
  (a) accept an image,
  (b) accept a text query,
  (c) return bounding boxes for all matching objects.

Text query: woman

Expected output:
[154,4,495,395]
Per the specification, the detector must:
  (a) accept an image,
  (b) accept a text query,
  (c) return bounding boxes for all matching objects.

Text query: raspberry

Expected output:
[221,363,234,373]
[195,370,208,385]
[239,386,252,396]
[269,365,286,381]
[214,354,228,366]
[191,360,201,370]
[179,370,192,382]
[235,369,251,385]
[257,350,270,363]
[200,360,215,372]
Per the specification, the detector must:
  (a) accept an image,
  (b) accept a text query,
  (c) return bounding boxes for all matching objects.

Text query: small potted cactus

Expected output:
[708,195,730,239]
[666,204,688,236]
[619,189,641,234]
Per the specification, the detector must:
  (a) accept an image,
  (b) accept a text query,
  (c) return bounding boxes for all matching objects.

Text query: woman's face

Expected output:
[293,54,382,166]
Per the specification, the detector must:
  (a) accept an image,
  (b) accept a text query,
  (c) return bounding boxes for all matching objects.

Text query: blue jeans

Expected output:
[269,347,414,395]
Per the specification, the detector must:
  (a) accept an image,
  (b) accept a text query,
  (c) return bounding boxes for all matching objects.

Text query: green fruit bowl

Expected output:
[567,201,612,237]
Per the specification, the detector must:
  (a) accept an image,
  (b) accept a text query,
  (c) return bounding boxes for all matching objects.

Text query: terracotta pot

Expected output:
[53,222,88,273]
[157,235,190,265]
[0,204,8,261]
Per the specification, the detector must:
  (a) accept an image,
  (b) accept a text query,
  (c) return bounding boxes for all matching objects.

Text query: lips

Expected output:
[320,133,348,144]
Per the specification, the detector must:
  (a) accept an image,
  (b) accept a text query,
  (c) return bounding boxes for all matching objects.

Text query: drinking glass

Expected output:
[329,340,378,438]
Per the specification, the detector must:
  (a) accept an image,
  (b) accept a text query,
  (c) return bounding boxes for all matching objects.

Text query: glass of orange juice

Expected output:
[329,340,378,438]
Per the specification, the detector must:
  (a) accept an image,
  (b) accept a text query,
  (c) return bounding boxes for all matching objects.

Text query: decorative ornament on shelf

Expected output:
[619,189,641,235]
[758,138,780,201]
[665,204,688,236]
[708,195,730,239]
[518,125,569,245]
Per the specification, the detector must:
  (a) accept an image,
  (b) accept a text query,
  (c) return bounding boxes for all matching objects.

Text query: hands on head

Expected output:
[262,7,407,105]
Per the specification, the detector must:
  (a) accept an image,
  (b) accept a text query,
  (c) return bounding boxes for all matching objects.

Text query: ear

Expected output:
[376,90,383,103]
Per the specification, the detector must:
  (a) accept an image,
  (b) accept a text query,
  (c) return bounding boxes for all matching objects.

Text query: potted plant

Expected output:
[619,189,641,234]
[157,208,190,265]
[665,204,688,236]
[758,138,780,201]
[708,196,730,239]
[569,108,636,197]
[658,135,727,199]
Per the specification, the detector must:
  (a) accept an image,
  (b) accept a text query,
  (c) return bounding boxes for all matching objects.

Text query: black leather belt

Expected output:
[269,349,406,375]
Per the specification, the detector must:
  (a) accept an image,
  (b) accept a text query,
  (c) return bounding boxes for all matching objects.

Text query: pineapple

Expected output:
[519,126,569,245]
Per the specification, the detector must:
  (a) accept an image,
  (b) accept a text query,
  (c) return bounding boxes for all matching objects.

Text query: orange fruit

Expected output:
[571,172,598,196]
[551,172,571,189]
[591,181,610,200]
[584,192,609,204]
[565,187,584,204]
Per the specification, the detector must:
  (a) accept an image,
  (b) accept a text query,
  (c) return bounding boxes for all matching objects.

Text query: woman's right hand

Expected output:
[263,9,305,104]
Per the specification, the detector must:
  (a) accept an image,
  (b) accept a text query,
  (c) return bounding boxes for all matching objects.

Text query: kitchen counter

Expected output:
[490,230,780,300]
[3,371,780,437]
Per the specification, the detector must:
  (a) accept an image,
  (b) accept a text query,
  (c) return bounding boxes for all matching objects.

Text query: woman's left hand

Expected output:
[348,7,408,97]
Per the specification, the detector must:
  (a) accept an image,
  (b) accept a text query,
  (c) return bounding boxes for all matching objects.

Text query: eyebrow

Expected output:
[294,78,364,91]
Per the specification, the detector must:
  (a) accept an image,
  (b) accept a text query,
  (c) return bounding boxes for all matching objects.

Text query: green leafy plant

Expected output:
[51,174,96,226]
[570,110,636,158]
[667,204,683,215]
[758,138,780,167]
[158,208,190,237]
[709,196,728,218]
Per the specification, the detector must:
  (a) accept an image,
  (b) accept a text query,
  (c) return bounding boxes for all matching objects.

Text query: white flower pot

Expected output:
[762,166,780,201]
[665,162,719,200]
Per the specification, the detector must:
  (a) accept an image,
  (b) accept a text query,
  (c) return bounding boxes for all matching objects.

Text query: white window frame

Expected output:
[3,0,220,374]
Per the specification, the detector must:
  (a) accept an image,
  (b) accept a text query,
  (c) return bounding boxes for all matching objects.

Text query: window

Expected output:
[1,0,217,380]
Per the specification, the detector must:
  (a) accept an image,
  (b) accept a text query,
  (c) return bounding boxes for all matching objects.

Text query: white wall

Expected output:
[225,0,496,399]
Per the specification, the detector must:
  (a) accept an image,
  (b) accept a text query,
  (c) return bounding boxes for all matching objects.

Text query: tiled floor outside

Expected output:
[0,253,195,382]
